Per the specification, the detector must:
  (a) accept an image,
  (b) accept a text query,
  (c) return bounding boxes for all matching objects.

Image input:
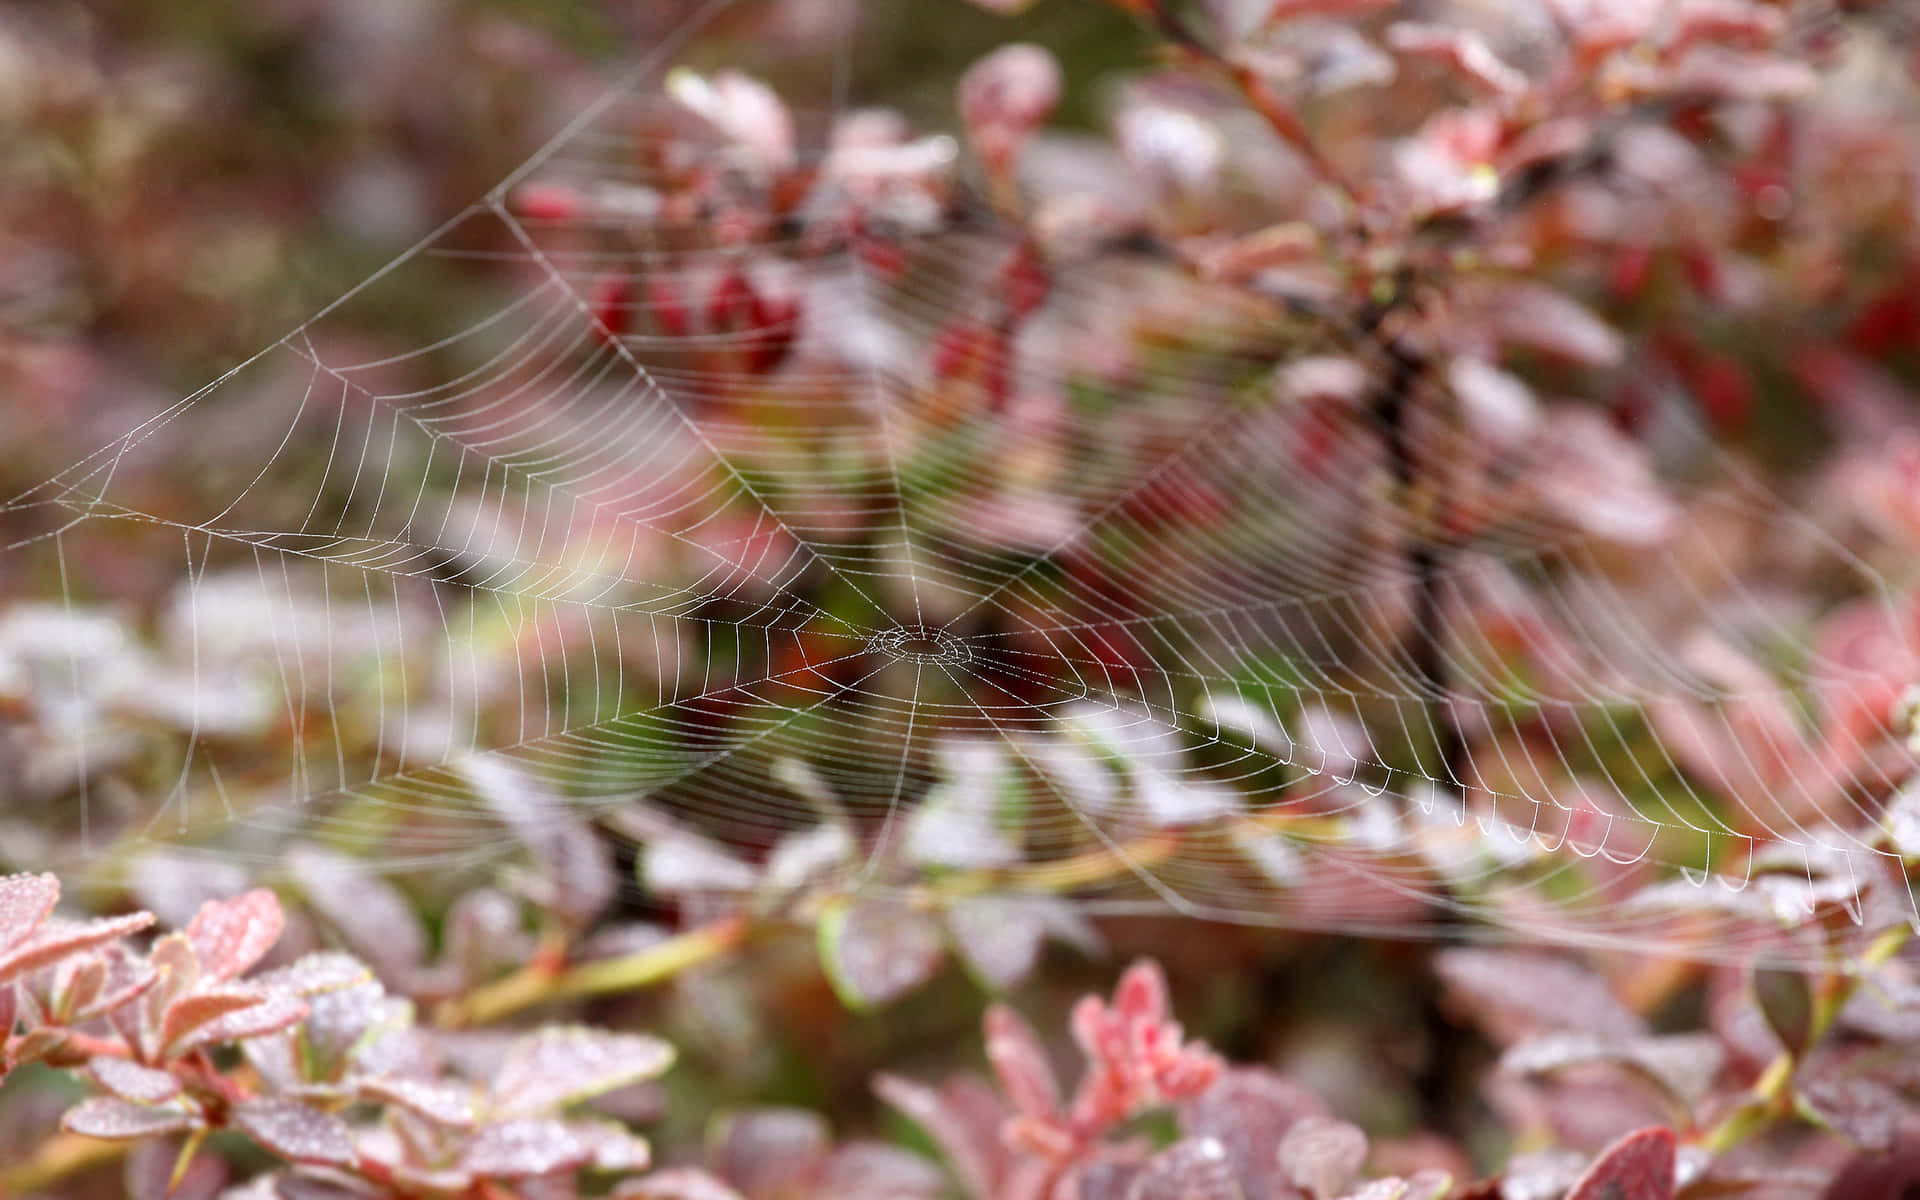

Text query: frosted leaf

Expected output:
[253,953,373,999]
[0,911,156,985]
[302,982,404,1076]
[1278,1117,1368,1199]
[0,872,59,951]
[174,993,310,1055]
[460,1118,594,1178]
[359,1077,480,1128]
[186,889,284,983]
[489,1026,675,1120]
[817,897,945,1009]
[566,1118,654,1171]
[232,1099,358,1167]
[286,846,426,980]
[1134,768,1241,827]
[88,1056,182,1104]
[61,1096,198,1140]
[161,985,276,1053]
[1125,1138,1243,1200]
[1565,1127,1676,1200]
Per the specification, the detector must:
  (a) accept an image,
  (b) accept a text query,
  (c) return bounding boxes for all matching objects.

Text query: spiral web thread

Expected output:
[3,0,1918,967]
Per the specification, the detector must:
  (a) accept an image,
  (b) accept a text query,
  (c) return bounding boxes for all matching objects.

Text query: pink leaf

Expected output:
[666,69,796,173]
[172,993,309,1055]
[0,873,58,953]
[1566,1127,1677,1200]
[232,1099,358,1167]
[0,911,156,986]
[186,889,284,983]
[161,986,273,1056]
[489,1026,676,1120]
[1180,1068,1328,1199]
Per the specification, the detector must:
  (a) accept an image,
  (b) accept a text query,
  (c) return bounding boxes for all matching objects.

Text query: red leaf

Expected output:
[186,889,284,983]
[1566,1127,1677,1200]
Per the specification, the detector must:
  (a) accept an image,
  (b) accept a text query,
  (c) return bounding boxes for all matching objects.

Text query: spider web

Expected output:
[3,0,1917,967]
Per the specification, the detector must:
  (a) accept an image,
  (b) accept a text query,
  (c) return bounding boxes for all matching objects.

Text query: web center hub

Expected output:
[870,624,971,667]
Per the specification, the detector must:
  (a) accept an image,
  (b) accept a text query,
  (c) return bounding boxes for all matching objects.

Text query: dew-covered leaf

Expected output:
[1565,1127,1676,1200]
[1126,1138,1244,1200]
[0,911,157,985]
[253,953,373,999]
[489,1026,675,1119]
[358,1076,480,1128]
[1489,285,1622,367]
[62,1096,198,1140]
[232,1099,358,1167]
[566,1118,653,1171]
[459,1117,595,1178]
[1279,1116,1368,1199]
[173,993,309,1056]
[161,986,275,1054]
[186,889,284,983]
[0,872,59,952]
[817,897,944,1009]
[88,1055,181,1104]
[461,757,616,928]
